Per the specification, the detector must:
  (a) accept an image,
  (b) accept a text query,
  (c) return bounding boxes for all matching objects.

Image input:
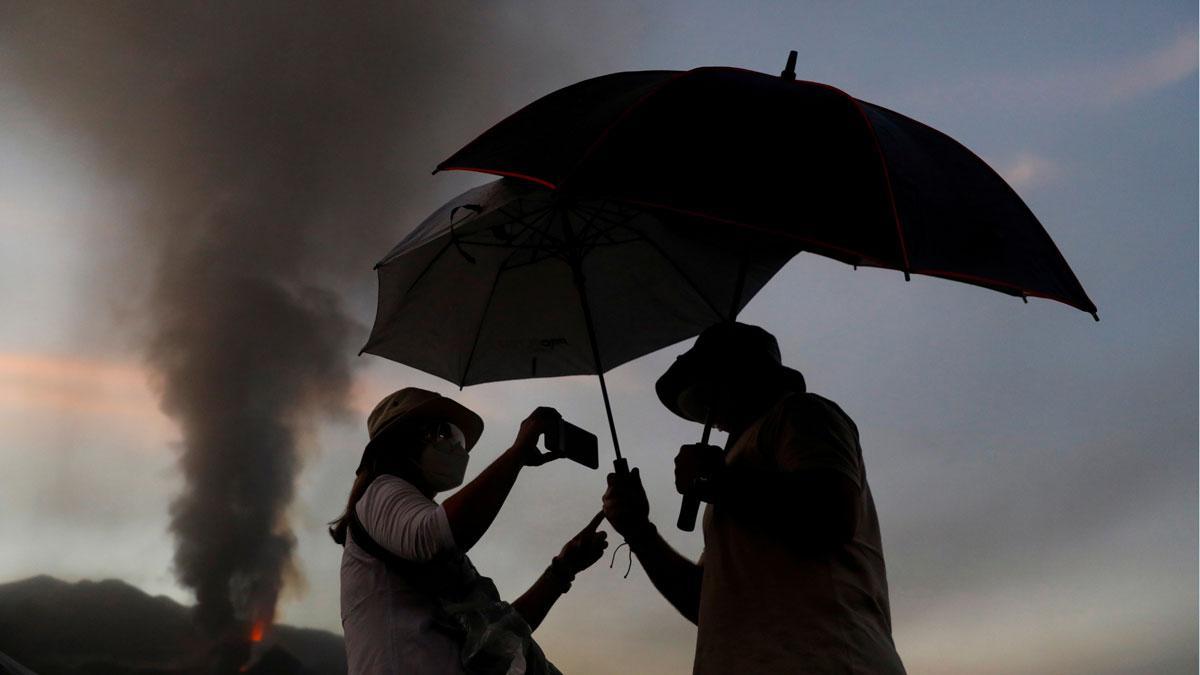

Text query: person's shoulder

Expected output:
[776,392,859,435]
[373,473,414,489]
[777,391,843,416]
[358,474,426,513]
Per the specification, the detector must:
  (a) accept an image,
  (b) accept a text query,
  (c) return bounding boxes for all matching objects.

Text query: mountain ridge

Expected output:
[0,576,346,675]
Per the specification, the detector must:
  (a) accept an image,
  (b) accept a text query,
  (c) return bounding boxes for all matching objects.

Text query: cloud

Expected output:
[996,151,1061,191]
[900,28,1197,113]
[1104,28,1199,104]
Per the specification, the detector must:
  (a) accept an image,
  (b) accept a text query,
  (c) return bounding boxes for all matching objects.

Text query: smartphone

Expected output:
[544,419,599,470]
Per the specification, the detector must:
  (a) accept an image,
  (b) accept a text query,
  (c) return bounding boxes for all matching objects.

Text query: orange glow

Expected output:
[0,352,175,438]
[250,621,265,643]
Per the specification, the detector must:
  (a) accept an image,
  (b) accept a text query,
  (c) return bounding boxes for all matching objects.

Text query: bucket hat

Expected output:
[358,387,484,472]
[655,322,805,423]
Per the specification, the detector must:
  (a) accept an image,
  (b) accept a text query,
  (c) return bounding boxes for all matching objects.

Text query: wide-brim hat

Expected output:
[358,387,484,472]
[655,322,805,423]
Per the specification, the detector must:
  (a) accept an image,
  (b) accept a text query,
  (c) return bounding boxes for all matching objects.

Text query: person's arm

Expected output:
[512,511,608,630]
[623,520,704,624]
[511,563,571,632]
[357,477,456,561]
[602,469,704,625]
[442,407,562,552]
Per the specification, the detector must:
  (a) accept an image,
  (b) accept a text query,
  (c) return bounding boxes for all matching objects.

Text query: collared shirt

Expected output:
[695,392,906,674]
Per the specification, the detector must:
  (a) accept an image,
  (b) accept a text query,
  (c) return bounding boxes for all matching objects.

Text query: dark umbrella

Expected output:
[371,52,1096,529]
[436,53,1097,318]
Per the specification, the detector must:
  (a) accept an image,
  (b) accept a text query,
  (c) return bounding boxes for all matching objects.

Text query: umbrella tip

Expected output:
[781,50,797,81]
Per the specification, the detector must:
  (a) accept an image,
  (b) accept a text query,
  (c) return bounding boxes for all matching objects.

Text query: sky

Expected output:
[0,2,1196,673]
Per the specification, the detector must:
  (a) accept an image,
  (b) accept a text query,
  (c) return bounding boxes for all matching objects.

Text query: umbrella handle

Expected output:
[613,457,629,475]
[676,416,714,531]
[677,493,701,531]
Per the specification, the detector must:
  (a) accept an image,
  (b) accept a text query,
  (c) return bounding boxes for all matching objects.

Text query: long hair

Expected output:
[329,470,375,546]
[329,420,423,545]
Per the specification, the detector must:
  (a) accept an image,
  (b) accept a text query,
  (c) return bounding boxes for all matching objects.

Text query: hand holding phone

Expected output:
[544,418,599,470]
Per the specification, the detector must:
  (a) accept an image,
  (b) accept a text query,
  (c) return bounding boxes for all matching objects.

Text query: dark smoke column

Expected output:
[151,266,355,636]
[0,2,577,659]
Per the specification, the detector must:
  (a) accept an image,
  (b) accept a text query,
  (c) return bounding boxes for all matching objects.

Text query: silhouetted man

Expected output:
[603,322,905,674]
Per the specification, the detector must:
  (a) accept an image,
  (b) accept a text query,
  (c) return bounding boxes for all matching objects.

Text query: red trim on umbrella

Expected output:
[765,72,915,278]
[845,99,913,278]
[641,198,1096,315]
[436,166,558,191]
[862,100,1095,307]
[907,268,1095,313]
[435,67,1094,318]
[560,70,695,188]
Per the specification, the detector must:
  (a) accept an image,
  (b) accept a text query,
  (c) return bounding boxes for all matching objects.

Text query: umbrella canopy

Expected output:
[364,178,800,468]
[437,65,1097,318]
[364,178,798,387]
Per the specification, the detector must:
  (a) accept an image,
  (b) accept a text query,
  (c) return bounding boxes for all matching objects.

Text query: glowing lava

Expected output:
[249,621,265,643]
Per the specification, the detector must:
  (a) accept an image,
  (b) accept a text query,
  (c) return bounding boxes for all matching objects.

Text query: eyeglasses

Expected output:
[420,421,466,449]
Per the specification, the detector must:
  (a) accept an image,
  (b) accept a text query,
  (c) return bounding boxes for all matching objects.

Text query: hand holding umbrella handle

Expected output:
[676,414,714,532]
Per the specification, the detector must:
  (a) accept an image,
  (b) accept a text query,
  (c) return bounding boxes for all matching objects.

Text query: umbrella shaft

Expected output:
[568,256,623,462]
[593,355,623,461]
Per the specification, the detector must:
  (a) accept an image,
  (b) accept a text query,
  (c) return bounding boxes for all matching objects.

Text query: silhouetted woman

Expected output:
[331,387,606,674]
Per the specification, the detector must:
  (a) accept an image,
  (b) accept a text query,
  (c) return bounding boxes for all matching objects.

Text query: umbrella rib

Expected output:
[573,202,640,246]
[397,238,457,298]
[608,221,728,320]
[500,202,561,244]
[571,200,729,318]
[446,202,557,250]
[458,208,558,384]
[846,99,913,279]
[497,250,563,272]
[520,201,571,266]
[457,262,508,387]
[499,203,563,266]
[558,70,694,189]
[390,200,556,299]
[443,240,556,250]
[573,200,614,249]
[449,201,565,257]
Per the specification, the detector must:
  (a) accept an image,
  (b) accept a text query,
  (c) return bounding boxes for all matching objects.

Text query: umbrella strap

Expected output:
[448,204,482,264]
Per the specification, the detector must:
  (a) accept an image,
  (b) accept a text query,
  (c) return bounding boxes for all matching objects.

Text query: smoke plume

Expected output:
[0,1,577,650]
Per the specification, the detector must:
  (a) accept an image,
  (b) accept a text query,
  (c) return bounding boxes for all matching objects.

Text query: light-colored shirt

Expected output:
[695,392,906,674]
[341,474,465,675]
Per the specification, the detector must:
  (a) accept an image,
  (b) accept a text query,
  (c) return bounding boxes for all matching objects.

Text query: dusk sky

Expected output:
[1,3,1196,673]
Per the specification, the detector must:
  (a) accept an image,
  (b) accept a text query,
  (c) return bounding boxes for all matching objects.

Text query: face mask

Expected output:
[416,426,469,491]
